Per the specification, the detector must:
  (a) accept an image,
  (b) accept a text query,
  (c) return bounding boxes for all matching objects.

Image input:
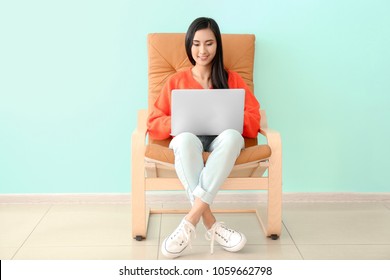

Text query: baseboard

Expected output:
[0,192,389,204]
[0,193,131,204]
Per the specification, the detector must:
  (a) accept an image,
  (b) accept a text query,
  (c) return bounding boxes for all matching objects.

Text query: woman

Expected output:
[147,17,261,258]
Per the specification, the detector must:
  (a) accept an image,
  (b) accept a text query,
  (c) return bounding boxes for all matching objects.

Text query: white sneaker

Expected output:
[161,218,196,258]
[206,221,246,254]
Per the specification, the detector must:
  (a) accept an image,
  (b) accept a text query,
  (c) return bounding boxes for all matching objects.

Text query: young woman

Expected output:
[147,17,261,258]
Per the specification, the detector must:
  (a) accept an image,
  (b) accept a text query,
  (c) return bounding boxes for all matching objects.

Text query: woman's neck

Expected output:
[192,65,211,79]
[191,65,212,88]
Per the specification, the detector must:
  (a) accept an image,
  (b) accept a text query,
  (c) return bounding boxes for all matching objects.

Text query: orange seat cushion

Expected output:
[145,143,271,165]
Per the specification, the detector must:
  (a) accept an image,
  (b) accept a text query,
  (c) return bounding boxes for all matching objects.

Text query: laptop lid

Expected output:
[171,89,245,136]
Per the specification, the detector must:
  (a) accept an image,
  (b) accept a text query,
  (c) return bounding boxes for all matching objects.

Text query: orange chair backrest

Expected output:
[147,33,255,111]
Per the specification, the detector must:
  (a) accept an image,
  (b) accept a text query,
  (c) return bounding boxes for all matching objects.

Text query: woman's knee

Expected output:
[219,129,244,147]
[169,132,202,151]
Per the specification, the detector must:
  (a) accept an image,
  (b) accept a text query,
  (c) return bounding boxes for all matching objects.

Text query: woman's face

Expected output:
[191,28,217,67]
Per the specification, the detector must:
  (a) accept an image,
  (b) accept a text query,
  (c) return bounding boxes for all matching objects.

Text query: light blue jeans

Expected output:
[169,129,244,205]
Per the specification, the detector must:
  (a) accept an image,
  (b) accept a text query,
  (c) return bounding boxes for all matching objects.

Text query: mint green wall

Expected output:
[1,0,389,194]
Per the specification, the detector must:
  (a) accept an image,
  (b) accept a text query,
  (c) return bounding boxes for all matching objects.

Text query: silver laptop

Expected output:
[171,89,245,136]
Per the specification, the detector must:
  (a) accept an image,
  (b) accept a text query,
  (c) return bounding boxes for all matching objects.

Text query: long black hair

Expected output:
[185,17,229,89]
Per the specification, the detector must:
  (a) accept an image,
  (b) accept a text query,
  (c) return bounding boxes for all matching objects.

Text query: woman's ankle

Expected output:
[184,215,199,227]
[202,216,216,230]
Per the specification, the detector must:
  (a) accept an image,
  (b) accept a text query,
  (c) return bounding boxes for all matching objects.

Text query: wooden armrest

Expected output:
[260,128,282,153]
[260,127,282,176]
[131,109,148,172]
[259,110,282,155]
[132,109,148,144]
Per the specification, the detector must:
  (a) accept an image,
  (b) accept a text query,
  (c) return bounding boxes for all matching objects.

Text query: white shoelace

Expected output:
[205,221,234,254]
[171,220,196,250]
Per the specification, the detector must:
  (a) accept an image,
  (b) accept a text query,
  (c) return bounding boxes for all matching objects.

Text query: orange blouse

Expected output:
[147,68,260,140]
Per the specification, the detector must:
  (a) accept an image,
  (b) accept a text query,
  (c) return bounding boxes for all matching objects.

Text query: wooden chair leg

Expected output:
[267,176,282,238]
[131,177,146,240]
[266,136,282,238]
[131,133,147,240]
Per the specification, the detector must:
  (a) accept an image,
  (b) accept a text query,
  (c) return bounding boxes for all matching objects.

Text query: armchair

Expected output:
[131,33,282,241]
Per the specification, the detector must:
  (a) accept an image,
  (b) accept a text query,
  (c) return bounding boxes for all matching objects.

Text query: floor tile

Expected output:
[0,204,51,247]
[22,204,158,247]
[2,200,389,260]
[131,214,161,246]
[13,245,159,260]
[298,245,390,260]
[282,203,390,245]
[158,245,302,260]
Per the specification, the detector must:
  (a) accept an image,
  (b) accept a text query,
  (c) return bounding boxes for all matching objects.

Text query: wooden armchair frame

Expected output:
[131,33,282,241]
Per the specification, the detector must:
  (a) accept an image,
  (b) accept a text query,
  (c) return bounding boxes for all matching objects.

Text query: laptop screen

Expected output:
[171,89,245,136]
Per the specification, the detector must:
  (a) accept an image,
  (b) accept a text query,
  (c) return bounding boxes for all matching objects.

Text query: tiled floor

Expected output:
[1,201,390,260]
